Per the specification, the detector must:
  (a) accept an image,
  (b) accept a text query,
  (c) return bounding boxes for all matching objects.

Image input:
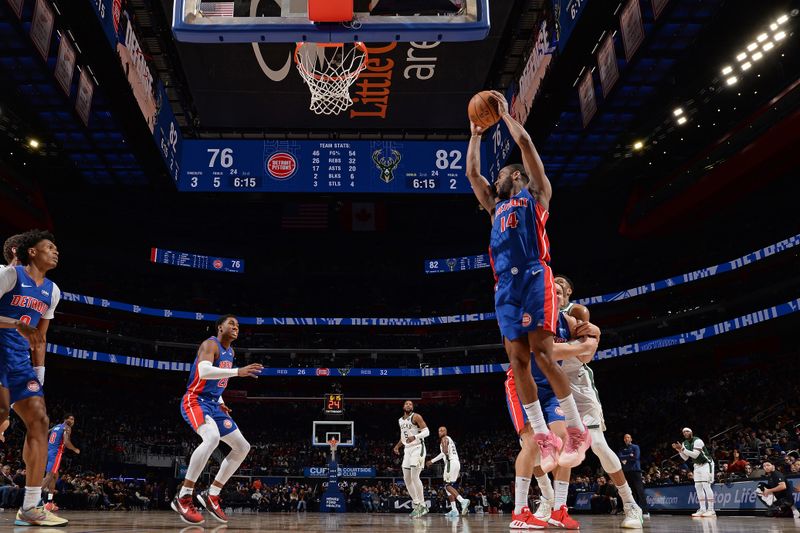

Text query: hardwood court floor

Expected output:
[1,510,799,532]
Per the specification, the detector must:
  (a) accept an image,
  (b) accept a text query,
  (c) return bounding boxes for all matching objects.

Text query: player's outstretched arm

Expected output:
[490,90,552,210]
[466,121,496,215]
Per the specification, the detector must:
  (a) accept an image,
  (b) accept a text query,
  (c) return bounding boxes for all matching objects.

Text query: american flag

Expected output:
[281,203,330,230]
[198,2,234,17]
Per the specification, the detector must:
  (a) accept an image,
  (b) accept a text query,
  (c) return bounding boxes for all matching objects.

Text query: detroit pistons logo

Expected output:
[521,313,532,327]
[266,152,297,180]
[27,380,41,392]
[213,259,223,270]
[223,419,233,429]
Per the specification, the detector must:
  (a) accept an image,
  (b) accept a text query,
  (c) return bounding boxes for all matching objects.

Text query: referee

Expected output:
[619,434,649,517]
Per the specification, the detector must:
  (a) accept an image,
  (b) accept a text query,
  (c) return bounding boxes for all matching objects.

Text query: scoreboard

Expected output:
[178,139,476,194]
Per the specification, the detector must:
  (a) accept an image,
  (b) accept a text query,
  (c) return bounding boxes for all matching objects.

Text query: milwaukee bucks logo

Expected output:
[372,149,402,184]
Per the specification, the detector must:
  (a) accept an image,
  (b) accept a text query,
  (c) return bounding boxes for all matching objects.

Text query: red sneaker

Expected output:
[197,490,228,524]
[171,494,205,525]
[550,504,581,529]
[535,430,563,473]
[509,506,547,529]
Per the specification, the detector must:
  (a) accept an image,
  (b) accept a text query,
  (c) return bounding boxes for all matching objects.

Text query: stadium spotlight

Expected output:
[736,52,747,61]
[28,139,39,149]
[774,31,786,41]
[752,51,763,61]
[770,23,778,31]
[747,42,758,51]
[741,62,752,71]
[673,108,684,117]
[677,116,687,125]
[633,141,644,150]
[726,76,738,86]
[777,14,788,24]
[762,41,774,51]
[721,66,733,75]
[756,33,768,42]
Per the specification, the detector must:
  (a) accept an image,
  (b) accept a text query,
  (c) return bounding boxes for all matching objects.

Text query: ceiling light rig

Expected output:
[725,13,795,77]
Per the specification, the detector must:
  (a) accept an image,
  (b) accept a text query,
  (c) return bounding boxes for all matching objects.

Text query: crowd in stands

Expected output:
[0,351,797,513]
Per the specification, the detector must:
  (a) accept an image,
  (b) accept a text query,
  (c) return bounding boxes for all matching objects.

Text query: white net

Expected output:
[294,42,368,116]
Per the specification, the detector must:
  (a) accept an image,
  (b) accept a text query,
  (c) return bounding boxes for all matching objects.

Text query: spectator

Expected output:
[590,475,618,514]
[619,434,649,517]
[758,461,798,518]
[0,464,20,509]
[726,449,749,477]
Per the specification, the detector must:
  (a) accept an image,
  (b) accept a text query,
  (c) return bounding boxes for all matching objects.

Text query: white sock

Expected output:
[457,495,469,505]
[694,484,706,511]
[23,486,42,510]
[536,474,554,501]
[209,485,221,497]
[554,480,569,509]
[179,485,193,498]
[451,501,457,511]
[514,476,531,514]
[557,394,583,429]
[703,483,714,511]
[616,481,636,507]
[524,401,549,434]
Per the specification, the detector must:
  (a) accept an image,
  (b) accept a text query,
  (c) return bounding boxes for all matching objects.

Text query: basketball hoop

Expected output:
[294,42,368,116]
[327,438,339,453]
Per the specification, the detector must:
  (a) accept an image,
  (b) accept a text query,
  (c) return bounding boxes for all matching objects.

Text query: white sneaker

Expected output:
[445,509,459,518]
[621,504,643,529]
[701,510,716,517]
[533,497,553,523]
[642,512,650,519]
[460,499,470,516]
[691,509,705,517]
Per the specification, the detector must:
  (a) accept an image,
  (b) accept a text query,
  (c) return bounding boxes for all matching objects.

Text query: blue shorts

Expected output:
[46,447,64,474]
[0,365,43,405]
[504,369,564,435]
[494,264,558,341]
[181,394,238,437]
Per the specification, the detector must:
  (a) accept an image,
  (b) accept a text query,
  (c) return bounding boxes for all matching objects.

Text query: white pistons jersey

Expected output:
[399,413,423,449]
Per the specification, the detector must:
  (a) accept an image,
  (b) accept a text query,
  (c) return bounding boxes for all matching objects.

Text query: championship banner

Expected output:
[75,68,94,126]
[620,0,645,61]
[578,70,597,127]
[509,19,554,126]
[596,33,619,97]
[54,34,77,96]
[6,0,24,19]
[30,0,54,60]
[652,0,669,20]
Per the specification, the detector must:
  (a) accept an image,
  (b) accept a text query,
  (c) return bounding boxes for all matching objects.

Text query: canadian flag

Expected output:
[346,202,386,232]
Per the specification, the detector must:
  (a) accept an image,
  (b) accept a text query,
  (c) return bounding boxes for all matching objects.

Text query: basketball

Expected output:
[468,91,501,129]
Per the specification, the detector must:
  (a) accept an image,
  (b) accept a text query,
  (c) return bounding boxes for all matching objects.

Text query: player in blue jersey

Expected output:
[172,315,262,526]
[466,92,591,526]
[0,229,67,526]
[0,233,24,442]
[41,414,80,511]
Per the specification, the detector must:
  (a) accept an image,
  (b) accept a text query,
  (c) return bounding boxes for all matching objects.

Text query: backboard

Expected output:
[312,420,355,447]
[172,0,490,43]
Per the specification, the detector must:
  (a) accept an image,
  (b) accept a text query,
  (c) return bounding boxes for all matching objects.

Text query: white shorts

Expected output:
[403,444,425,469]
[693,462,714,482]
[570,368,606,431]
[443,460,461,484]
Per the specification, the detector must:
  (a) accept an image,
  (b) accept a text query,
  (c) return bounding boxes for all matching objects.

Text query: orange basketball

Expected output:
[468,91,501,130]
